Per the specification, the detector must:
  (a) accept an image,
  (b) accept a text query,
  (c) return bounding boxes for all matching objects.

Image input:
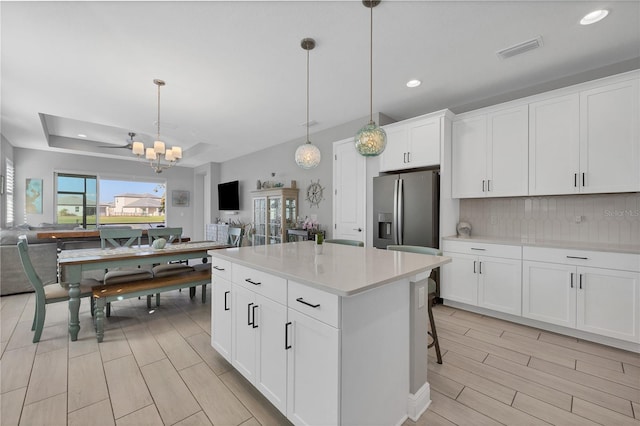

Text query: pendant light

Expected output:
[295,38,321,169]
[355,0,386,157]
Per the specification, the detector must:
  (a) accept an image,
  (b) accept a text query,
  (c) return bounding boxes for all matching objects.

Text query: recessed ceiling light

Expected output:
[406,79,421,88]
[580,9,609,25]
[78,134,87,138]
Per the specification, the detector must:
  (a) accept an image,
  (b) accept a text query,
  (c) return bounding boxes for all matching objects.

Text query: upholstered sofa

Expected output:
[0,225,65,296]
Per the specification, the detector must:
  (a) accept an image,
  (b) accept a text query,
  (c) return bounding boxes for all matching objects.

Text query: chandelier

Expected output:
[295,38,321,169]
[354,0,386,157]
[132,79,182,173]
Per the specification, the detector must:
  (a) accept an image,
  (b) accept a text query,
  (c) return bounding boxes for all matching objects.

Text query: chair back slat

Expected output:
[386,245,442,256]
[228,227,244,247]
[99,228,142,249]
[17,237,46,298]
[147,227,183,244]
[324,239,364,247]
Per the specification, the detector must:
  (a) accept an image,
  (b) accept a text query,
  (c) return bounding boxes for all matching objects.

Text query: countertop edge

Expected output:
[443,235,640,254]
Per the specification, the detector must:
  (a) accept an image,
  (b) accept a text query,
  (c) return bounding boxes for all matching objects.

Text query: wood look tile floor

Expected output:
[1,291,638,426]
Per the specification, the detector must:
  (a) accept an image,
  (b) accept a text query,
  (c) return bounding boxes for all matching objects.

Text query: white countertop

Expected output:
[443,235,640,254]
[209,241,451,297]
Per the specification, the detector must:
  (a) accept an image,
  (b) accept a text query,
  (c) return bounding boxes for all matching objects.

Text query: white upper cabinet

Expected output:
[452,105,528,198]
[379,111,448,172]
[529,94,580,195]
[529,76,640,195]
[580,79,640,193]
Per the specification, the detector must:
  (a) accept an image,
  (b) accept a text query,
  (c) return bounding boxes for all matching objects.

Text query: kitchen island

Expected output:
[209,241,451,426]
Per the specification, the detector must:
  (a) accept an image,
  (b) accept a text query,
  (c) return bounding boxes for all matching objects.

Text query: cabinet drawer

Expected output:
[523,246,640,272]
[210,257,232,280]
[288,280,340,328]
[232,264,287,304]
[442,240,522,259]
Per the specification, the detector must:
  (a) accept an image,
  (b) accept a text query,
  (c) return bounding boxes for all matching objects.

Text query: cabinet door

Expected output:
[441,252,478,305]
[333,138,366,240]
[286,309,339,426]
[452,115,487,198]
[477,256,522,316]
[486,105,529,197]
[580,79,640,194]
[529,94,580,195]
[267,196,283,244]
[211,277,232,362]
[255,294,288,414]
[379,124,408,172]
[577,267,640,343]
[253,197,267,246]
[522,261,576,328]
[407,117,440,168]
[232,285,257,383]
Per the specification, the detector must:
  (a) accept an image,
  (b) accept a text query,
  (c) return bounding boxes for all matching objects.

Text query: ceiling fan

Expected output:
[98,132,137,149]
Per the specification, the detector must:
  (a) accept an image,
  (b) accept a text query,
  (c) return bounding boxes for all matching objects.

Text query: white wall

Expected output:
[11,148,198,238]
[219,113,394,239]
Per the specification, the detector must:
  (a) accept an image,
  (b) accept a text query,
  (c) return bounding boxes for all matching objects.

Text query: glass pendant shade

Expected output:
[355,120,387,156]
[295,142,321,169]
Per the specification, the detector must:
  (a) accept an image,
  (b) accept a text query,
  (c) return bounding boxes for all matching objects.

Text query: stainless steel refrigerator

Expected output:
[373,170,439,249]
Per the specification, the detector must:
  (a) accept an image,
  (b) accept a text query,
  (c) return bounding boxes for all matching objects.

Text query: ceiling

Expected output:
[2,1,639,168]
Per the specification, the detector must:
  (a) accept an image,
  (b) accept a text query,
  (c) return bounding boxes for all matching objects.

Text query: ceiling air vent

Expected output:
[496,36,543,59]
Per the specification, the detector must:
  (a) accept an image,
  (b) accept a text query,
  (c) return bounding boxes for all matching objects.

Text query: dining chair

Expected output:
[324,239,364,247]
[147,227,183,244]
[228,227,244,247]
[99,228,153,316]
[147,226,196,297]
[17,236,99,343]
[387,244,443,364]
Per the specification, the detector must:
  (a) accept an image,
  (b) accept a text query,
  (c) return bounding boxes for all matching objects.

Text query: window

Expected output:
[56,173,97,228]
[54,173,166,228]
[6,159,14,226]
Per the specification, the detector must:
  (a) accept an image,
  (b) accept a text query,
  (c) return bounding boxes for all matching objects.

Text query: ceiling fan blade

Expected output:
[98,144,132,149]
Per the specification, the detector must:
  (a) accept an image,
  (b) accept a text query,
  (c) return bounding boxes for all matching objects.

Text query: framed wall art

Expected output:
[172,190,190,207]
[26,178,43,214]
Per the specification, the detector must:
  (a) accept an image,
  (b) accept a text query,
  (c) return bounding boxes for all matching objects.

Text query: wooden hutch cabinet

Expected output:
[251,188,298,245]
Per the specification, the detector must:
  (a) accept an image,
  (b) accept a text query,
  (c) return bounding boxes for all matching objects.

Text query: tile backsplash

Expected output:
[459,193,640,245]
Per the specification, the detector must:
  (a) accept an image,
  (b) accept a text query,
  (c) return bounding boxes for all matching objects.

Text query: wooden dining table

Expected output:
[58,241,229,341]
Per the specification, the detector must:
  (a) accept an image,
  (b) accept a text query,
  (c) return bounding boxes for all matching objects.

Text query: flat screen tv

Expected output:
[218,180,240,211]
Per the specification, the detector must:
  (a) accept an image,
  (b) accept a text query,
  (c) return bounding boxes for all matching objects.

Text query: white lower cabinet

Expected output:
[286,308,339,426]
[442,241,522,316]
[231,284,288,413]
[523,260,640,343]
[211,277,232,361]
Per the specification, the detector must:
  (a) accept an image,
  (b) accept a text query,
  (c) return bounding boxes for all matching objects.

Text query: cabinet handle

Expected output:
[471,248,486,251]
[247,303,254,326]
[353,228,362,232]
[566,256,588,260]
[252,305,259,328]
[582,173,585,187]
[473,261,476,274]
[403,152,407,163]
[487,180,491,192]
[285,322,292,350]
[579,274,583,290]
[407,152,411,163]
[482,180,486,192]
[570,272,574,288]
[574,173,578,188]
[224,291,230,311]
[478,261,482,274]
[296,297,320,308]
[245,278,261,286]
[213,266,225,271]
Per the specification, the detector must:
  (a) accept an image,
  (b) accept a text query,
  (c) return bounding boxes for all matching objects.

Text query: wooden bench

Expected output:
[92,269,212,342]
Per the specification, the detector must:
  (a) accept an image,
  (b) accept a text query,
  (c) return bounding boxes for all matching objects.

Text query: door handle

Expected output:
[352,228,362,232]
[252,305,259,328]
[285,322,292,350]
[247,303,254,326]
[582,173,585,187]
[478,261,482,274]
[579,274,583,290]
[570,272,574,288]
[473,261,476,274]
[224,291,230,311]
[574,173,578,188]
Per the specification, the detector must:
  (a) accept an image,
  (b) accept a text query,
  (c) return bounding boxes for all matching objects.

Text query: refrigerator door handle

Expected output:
[398,178,404,245]
[393,179,399,245]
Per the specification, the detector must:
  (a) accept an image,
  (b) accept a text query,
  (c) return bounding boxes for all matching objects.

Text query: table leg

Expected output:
[95,298,105,342]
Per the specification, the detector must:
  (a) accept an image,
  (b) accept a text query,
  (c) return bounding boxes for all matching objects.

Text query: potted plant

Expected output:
[315,232,323,254]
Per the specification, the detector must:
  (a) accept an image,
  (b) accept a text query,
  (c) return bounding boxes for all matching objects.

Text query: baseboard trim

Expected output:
[407,381,431,422]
